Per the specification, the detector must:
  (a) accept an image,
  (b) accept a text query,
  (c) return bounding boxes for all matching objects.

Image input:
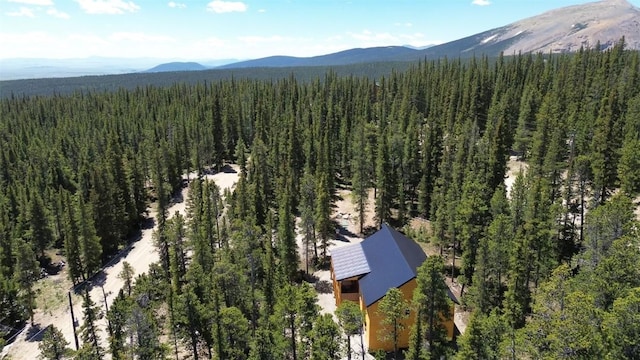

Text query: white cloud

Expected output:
[5,0,71,19]
[472,0,491,6]
[7,0,52,5]
[46,8,70,19]
[258,8,266,13]
[168,1,186,8]
[6,7,35,17]
[75,0,140,14]
[206,0,247,13]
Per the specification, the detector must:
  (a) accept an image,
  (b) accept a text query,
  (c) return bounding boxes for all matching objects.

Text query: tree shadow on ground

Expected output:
[362,225,377,236]
[170,188,184,205]
[25,323,46,342]
[71,269,106,295]
[219,164,237,173]
[444,264,461,280]
[301,271,333,294]
[334,221,358,242]
[314,280,333,294]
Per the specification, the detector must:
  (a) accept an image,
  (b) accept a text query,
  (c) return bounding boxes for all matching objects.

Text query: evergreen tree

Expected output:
[617,136,640,197]
[0,274,23,337]
[374,128,392,228]
[216,306,250,359]
[299,167,317,273]
[128,304,165,360]
[277,191,298,282]
[248,324,284,360]
[591,88,623,204]
[76,197,102,280]
[581,193,635,270]
[124,150,146,228]
[417,117,441,219]
[523,177,557,288]
[336,300,363,360]
[25,192,53,260]
[517,264,604,359]
[590,234,640,310]
[62,192,83,284]
[310,314,342,360]
[455,310,504,360]
[513,87,540,159]
[351,116,370,235]
[456,173,490,295]
[617,94,640,196]
[89,162,123,258]
[413,256,452,357]
[38,325,71,360]
[174,276,205,359]
[275,283,300,360]
[167,212,188,295]
[377,287,409,359]
[152,218,170,280]
[405,306,429,360]
[107,290,131,360]
[13,239,38,323]
[314,175,332,262]
[79,289,103,359]
[604,287,640,359]
[466,212,510,312]
[297,283,320,358]
[118,261,134,297]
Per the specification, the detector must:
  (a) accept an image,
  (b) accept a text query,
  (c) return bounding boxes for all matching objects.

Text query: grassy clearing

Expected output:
[34,249,76,317]
[34,275,73,317]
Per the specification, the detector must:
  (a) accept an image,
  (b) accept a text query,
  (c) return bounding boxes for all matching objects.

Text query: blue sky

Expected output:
[1,0,638,60]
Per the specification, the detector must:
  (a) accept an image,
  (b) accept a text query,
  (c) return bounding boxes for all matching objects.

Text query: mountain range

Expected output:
[1,0,638,80]
[220,0,639,69]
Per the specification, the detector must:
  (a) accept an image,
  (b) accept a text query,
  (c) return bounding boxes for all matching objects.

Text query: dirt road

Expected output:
[2,165,239,360]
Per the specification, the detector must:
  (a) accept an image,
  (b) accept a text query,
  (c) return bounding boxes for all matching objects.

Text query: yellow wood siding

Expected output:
[331,255,456,353]
[365,279,417,352]
[364,279,456,352]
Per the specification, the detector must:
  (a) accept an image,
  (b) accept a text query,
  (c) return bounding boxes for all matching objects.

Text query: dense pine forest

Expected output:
[1,39,640,359]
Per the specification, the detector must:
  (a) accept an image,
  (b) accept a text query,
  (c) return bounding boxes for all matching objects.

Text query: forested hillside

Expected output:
[1,39,639,359]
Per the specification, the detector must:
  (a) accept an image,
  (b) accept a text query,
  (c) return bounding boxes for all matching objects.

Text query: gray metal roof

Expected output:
[331,242,371,281]
[331,224,428,307]
[359,224,426,306]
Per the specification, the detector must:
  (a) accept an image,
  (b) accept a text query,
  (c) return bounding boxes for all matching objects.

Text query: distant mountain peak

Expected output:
[144,62,208,73]
[414,0,640,59]
[216,0,638,70]
[501,0,639,54]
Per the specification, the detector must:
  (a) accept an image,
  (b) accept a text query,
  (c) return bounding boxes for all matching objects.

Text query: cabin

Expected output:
[330,224,456,352]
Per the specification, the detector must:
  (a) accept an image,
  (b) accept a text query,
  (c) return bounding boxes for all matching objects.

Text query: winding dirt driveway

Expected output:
[2,165,239,360]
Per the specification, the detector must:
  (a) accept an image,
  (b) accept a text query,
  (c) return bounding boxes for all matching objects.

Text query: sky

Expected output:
[1,0,639,61]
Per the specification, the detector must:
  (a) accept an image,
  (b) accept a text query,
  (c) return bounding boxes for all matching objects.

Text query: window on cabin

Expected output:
[341,280,359,293]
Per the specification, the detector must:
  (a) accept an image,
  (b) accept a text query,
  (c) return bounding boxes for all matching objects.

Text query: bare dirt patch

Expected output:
[334,188,376,238]
[505,155,528,197]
